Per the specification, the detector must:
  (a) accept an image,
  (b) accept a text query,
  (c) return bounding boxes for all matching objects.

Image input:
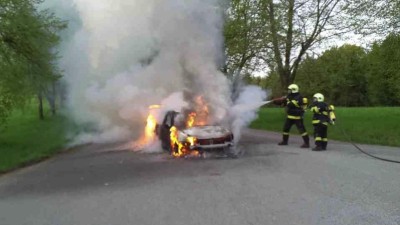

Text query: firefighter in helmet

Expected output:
[273,84,310,148]
[309,93,336,151]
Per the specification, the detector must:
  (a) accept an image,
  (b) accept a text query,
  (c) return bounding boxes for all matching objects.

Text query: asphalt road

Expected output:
[1,129,400,225]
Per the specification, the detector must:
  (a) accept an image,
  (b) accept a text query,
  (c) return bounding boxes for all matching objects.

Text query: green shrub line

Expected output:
[250,107,400,147]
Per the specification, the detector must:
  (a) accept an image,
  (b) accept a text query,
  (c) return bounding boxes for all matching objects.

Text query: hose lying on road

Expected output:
[338,124,400,164]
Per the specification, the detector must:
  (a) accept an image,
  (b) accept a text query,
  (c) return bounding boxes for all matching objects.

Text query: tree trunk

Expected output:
[59,81,67,108]
[38,92,44,120]
[279,70,292,95]
[46,82,57,116]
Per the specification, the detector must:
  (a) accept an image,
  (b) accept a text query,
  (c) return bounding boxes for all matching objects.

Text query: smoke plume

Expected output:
[46,0,266,147]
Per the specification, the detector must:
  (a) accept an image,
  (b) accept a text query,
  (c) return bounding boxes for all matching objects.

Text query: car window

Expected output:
[164,112,176,127]
[166,114,173,126]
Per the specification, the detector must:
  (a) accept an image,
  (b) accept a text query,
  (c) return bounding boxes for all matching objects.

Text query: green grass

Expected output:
[250,107,400,147]
[0,105,69,173]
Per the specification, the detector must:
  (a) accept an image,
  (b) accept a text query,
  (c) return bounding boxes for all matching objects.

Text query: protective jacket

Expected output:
[285,93,307,120]
[310,102,332,125]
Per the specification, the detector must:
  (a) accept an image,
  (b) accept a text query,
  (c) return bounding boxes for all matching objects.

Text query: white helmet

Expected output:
[288,84,299,93]
[313,93,324,102]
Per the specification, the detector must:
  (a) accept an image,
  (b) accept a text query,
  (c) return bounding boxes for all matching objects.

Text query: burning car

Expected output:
[156,110,236,157]
[142,93,238,158]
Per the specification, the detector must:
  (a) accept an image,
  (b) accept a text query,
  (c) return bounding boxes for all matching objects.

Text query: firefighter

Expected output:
[309,93,336,151]
[273,84,310,148]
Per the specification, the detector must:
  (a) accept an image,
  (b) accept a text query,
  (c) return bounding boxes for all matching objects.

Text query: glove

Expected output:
[329,119,336,125]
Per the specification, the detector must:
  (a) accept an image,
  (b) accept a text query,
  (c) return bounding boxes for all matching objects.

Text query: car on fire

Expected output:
[156,110,237,158]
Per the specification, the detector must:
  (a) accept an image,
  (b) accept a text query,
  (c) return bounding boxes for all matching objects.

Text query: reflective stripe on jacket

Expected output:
[310,102,330,125]
[285,93,306,119]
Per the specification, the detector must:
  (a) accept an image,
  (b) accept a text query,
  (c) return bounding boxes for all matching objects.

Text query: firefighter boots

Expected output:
[300,135,310,148]
[278,134,289,145]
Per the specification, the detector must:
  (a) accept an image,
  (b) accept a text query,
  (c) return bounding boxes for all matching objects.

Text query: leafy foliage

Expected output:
[366,34,400,105]
[345,0,400,34]
[318,45,367,106]
[0,0,66,125]
[263,34,400,106]
[224,0,400,97]
[294,45,368,106]
[224,0,270,76]
[224,0,355,93]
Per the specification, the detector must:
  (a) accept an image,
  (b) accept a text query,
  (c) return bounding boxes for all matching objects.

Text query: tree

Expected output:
[224,0,400,98]
[295,44,368,106]
[262,0,353,94]
[263,70,282,98]
[224,0,270,76]
[291,55,327,98]
[345,0,400,35]
[0,0,66,122]
[366,34,400,106]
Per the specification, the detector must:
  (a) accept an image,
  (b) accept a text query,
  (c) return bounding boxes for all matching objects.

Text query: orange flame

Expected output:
[149,105,161,110]
[145,114,157,141]
[141,96,209,157]
[139,105,160,146]
[170,126,185,157]
[187,136,197,146]
[169,126,199,157]
[193,96,209,126]
[169,95,209,157]
[187,112,196,128]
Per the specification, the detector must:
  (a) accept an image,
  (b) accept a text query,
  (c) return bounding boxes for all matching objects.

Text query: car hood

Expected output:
[181,125,232,139]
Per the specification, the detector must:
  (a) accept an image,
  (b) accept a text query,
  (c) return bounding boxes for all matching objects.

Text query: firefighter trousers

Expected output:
[313,123,328,149]
[281,118,309,144]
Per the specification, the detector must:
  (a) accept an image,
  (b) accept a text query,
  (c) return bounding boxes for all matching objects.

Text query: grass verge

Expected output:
[0,106,69,173]
[250,107,400,147]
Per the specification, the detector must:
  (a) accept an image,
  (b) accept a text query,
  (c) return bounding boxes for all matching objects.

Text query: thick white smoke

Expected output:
[46,0,266,147]
[230,85,268,143]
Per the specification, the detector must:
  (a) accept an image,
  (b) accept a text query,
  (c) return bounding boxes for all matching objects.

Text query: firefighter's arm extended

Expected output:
[272,96,287,106]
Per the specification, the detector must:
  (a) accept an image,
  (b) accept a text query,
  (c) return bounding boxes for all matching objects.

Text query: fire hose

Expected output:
[336,123,400,164]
